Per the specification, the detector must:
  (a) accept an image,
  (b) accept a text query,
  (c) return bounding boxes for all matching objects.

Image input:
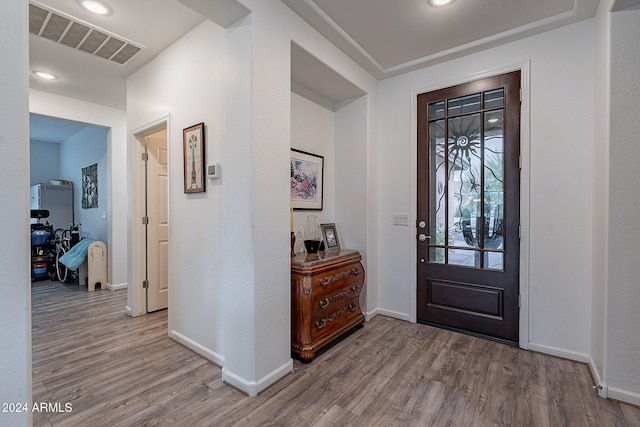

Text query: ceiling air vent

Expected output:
[29,2,143,66]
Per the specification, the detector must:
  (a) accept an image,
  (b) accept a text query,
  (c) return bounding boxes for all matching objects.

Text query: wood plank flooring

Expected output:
[31,280,640,426]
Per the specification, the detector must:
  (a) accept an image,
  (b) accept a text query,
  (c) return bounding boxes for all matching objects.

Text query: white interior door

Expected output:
[146,130,168,312]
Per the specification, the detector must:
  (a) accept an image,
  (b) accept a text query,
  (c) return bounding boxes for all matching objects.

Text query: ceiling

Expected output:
[30,113,99,144]
[29,0,206,110]
[28,0,639,124]
[282,0,604,80]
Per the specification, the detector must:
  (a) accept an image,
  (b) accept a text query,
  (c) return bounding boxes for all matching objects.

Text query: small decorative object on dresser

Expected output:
[320,223,340,251]
[303,215,321,254]
[291,249,365,362]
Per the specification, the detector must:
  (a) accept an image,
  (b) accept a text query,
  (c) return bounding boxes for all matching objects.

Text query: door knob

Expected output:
[418,234,431,241]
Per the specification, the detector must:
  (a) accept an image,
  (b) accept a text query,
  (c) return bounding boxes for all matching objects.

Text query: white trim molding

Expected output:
[608,386,640,407]
[107,282,127,291]
[369,308,411,323]
[528,342,589,363]
[169,329,224,367]
[588,355,608,398]
[222,360,293,397]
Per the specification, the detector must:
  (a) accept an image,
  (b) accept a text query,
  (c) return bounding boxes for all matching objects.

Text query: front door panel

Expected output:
[417,71,521,343]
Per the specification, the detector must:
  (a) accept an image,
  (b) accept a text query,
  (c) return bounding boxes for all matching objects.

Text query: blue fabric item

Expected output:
[59,238,96,271]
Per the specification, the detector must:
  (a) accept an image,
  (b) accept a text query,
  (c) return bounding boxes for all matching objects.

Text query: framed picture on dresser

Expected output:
[320,223,340,250]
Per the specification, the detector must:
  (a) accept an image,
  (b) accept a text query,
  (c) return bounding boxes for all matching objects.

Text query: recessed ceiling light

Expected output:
[79,0,112,15]
[488,117,499,123]
[32,70,59,80]
[429,0,455,6]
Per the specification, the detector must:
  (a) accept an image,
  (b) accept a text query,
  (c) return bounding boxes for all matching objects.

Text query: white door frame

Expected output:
[409,62,531,349]
[128,115,172,317]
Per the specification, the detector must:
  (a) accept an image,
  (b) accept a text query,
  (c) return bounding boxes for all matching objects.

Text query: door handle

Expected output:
[418,234,431,242]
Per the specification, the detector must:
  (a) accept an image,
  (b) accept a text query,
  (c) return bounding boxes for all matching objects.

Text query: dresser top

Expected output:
[291,249,361,270]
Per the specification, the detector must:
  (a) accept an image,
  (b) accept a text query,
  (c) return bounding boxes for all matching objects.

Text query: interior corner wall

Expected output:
[59,126,109,243]
[590,0,613,388]
[29,89,128,289]
[220,12,258,387]
[30,140,60,186]
[290,92,336,237]
[127,20,225,364]
[606,7,640,402]
[335,96,369,256]
[377,19,596,356]
[246,3,293,388]
[0,1,31,426]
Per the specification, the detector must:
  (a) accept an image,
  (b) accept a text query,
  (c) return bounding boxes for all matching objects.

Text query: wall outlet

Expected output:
[393,213,409,226]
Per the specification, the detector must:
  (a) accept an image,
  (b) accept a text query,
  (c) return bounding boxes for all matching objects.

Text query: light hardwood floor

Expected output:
[31,280,640,426]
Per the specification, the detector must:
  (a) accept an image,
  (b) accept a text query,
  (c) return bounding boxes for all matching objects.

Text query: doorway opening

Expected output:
[131,119,170,314]
[29,113,110,285]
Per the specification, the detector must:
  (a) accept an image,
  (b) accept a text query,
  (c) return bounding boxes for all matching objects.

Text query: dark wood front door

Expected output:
[417,71,521,343]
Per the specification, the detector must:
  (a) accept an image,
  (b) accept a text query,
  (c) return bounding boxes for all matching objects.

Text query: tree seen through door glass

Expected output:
[427,89,506,270]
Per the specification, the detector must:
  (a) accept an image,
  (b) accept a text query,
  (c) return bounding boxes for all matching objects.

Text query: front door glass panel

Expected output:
[427,89,506,270]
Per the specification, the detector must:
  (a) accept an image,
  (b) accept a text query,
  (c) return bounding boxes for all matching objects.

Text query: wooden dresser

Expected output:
[291,249,365,362]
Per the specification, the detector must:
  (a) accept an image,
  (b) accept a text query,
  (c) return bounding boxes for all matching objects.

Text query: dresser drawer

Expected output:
[310,298,361,340]
[311,261,364,297]
[313,283,363,318]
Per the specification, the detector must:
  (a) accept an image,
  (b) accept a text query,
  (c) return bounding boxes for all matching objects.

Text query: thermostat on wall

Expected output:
[207,163,221,179]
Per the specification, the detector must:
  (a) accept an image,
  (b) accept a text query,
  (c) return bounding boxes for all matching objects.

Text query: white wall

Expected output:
[59,126,109,243]
[377,20,596,356]
[291,92,336,242]
[0,1,31,426]
[30,140,60,186]
[607,7,640,403]
[127,20,225,363]
[29,89,128,288]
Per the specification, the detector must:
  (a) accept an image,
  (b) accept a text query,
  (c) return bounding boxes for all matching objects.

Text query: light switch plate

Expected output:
[393,213,409,226]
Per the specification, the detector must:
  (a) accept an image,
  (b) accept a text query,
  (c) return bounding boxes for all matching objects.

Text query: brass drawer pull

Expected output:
[319,286,360,309]
[315,304,357,329]
[319,267,361,286]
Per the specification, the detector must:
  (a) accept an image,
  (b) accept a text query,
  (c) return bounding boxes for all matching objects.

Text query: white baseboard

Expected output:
[107,282,127,291]
[364,308,379,321]
[222,359,293,397]
[584,356,640,406]
[608,386,640,406]
[367,308,411,322]
[588,356,608,398]
[169,329,225,367]
[527,342,590,363]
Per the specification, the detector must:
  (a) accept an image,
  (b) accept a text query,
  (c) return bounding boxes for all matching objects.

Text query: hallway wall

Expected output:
[606,6,640,403]
[30,140,60,186]
[127,20,226,362]
[0,2,31,426]
[59,126,109,243]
